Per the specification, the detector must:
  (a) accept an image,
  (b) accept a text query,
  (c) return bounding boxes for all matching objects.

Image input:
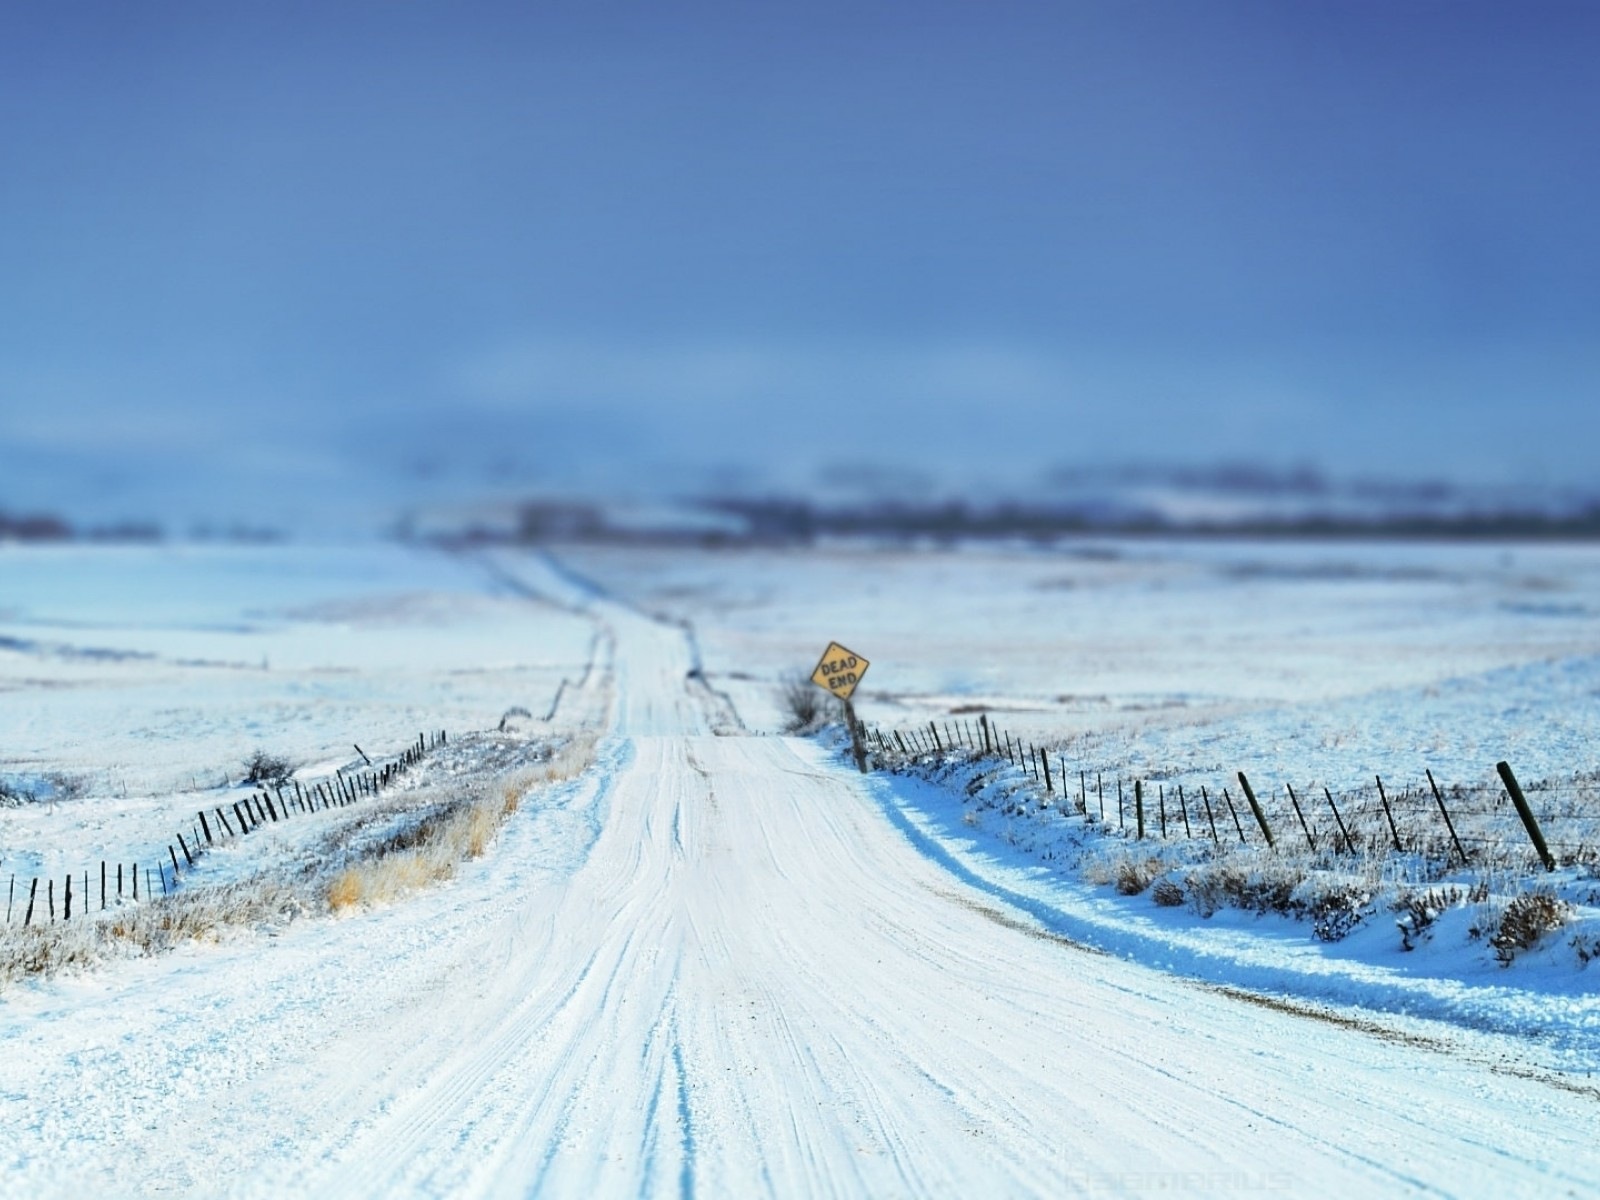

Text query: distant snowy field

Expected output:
[564,538,1600,790]
[0,543,594,881]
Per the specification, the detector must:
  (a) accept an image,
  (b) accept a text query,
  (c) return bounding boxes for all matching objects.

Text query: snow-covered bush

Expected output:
[243,749,294,787]
[1151,878,1185,907]
[1393,885,1465,950]
[1184,857,1306,918]
[1113,856,1164,896]
[1297,877,1375,943]
[1490,890,1573,965]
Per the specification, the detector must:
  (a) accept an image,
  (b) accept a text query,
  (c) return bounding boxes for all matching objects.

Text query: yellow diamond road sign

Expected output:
[810,641,869,701]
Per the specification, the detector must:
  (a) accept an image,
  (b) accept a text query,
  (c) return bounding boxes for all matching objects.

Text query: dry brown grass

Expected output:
[1151,878,1185,907]
[325,782,516,911]
[1184,858,1308,919]
[0,882,307,990]
[323,734,597,915]
[1087,854,1167,896]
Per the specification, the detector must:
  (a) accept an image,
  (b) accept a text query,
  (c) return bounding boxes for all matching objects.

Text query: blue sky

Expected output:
[3,2,1598,524]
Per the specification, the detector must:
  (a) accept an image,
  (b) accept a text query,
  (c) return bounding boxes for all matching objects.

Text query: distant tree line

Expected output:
[0,510,162,543]
[421,494,1600,548]
[701,497,1600,544]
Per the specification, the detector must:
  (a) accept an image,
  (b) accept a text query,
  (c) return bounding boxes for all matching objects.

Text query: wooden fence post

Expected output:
[1176,785,1193,839]
[1374,776,1403,852]
[1134,780,1145,839]
[1323,787,1352,853]
[25,878,38,926]
[1199,786,1220,846]
[1221,788,1247,843]
[1285,783,1316,851]
[843,699,868,773]
[1236,772,1275,847]
[1495,761,1555,872]
[1425,769,1469,865]
[1041,748,1053,793]
[1157,784,1167,839]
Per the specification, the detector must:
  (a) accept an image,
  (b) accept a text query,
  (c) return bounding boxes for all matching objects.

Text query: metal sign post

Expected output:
[810,641,871,773]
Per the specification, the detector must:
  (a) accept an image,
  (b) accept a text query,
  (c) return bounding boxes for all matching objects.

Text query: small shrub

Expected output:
[1393,886,1462,950]
[778,673,825,733]
[1491,891,1573,965]
[1151,878,1185,907]
[1572,932,1600,966]
[244,749,293,787]
[45,773,88,801]
[498,706,533,731]
[1185,859,1307,919]
[1304,881,1374,943]
[1115,857,1163,896]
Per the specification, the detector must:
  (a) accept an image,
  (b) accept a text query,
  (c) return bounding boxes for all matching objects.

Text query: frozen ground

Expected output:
[0,542,596,886]
[0,539,1597,1197]
[560,539,1600,766]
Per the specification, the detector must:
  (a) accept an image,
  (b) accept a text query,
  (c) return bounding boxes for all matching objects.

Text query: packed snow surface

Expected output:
[1,540,1597,1197]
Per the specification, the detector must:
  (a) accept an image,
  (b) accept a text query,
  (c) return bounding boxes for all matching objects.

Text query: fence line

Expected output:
[6,730,449,927]
[865,715,1590,874]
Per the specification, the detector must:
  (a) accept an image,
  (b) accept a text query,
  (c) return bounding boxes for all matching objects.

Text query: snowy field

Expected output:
[2,537,1598,1197]
[0,542,596,891]
[561,538,1600,768]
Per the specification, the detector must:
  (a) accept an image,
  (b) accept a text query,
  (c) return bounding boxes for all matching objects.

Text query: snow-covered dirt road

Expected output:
[2,557,1596,1197]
